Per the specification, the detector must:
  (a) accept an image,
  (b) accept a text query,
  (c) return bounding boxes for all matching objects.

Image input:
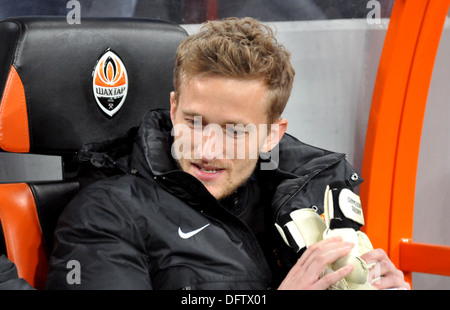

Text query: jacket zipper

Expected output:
[156,171,272,285]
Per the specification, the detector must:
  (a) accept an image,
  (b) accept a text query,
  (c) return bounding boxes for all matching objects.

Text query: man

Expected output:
[45,17,409,290]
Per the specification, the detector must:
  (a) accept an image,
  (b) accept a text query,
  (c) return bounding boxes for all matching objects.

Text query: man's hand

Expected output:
[277,237,411,290]
[361,249,411,290]
[278,236,355,290]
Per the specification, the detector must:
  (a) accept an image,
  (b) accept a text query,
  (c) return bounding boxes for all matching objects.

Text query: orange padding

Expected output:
[0,66,30,152]
[400,240,450,276]
[0,183,48,289]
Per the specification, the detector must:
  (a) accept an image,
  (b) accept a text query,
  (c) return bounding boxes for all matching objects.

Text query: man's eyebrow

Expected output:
[181,110,250,126]
[222,119,252,126]
[180,110,203,122]
[181,109,196,117]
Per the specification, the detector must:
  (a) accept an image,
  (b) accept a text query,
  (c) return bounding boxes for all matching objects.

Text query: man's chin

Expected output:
[202,183,225,200]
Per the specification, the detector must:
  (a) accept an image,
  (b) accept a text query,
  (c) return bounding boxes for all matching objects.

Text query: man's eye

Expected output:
[186,119,201,127]
[227,128,245,139]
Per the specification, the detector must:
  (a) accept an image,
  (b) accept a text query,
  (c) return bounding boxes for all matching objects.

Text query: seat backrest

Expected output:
[0,17,187,289]
[0,182,79,289]
[0,17,187,154]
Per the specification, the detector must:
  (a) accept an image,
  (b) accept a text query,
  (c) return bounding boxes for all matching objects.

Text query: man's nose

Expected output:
[195,129,223,161]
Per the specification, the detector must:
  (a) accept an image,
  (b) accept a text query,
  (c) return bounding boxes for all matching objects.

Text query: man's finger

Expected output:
[316,264,353,290]
[301,241,354,279]
[296,236,343,266]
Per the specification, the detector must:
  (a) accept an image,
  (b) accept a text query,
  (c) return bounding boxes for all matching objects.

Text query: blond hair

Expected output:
[173,17,295,123]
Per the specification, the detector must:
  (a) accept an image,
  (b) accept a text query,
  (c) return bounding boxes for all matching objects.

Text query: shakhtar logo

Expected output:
[92,49,128,117]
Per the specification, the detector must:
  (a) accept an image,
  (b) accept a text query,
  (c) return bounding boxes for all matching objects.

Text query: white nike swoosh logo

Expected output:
[178,223,210,239]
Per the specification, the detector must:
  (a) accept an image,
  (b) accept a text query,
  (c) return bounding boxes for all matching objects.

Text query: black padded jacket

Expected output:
[45,109,363,290]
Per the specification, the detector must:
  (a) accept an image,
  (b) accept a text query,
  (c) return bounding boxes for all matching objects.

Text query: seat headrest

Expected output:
[0,17,187,155]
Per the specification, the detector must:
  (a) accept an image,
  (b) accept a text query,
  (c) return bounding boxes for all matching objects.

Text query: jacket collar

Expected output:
[130,109,178,178]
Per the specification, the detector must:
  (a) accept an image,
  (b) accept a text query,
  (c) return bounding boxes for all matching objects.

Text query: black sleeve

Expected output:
[45,186,152,290]
[0,255,35,290]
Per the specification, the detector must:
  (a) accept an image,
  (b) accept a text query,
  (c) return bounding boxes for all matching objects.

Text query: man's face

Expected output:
[170,75,286,200]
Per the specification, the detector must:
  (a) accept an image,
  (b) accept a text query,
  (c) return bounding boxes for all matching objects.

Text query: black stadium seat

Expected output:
[0,17,187,289]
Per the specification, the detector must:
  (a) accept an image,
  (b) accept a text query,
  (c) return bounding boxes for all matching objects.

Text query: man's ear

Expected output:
[169,91,177,125]
[261,118,287,153]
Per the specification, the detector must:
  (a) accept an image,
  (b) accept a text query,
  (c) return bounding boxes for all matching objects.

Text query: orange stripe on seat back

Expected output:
[0,66,30,152]
[0,183,49,289]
